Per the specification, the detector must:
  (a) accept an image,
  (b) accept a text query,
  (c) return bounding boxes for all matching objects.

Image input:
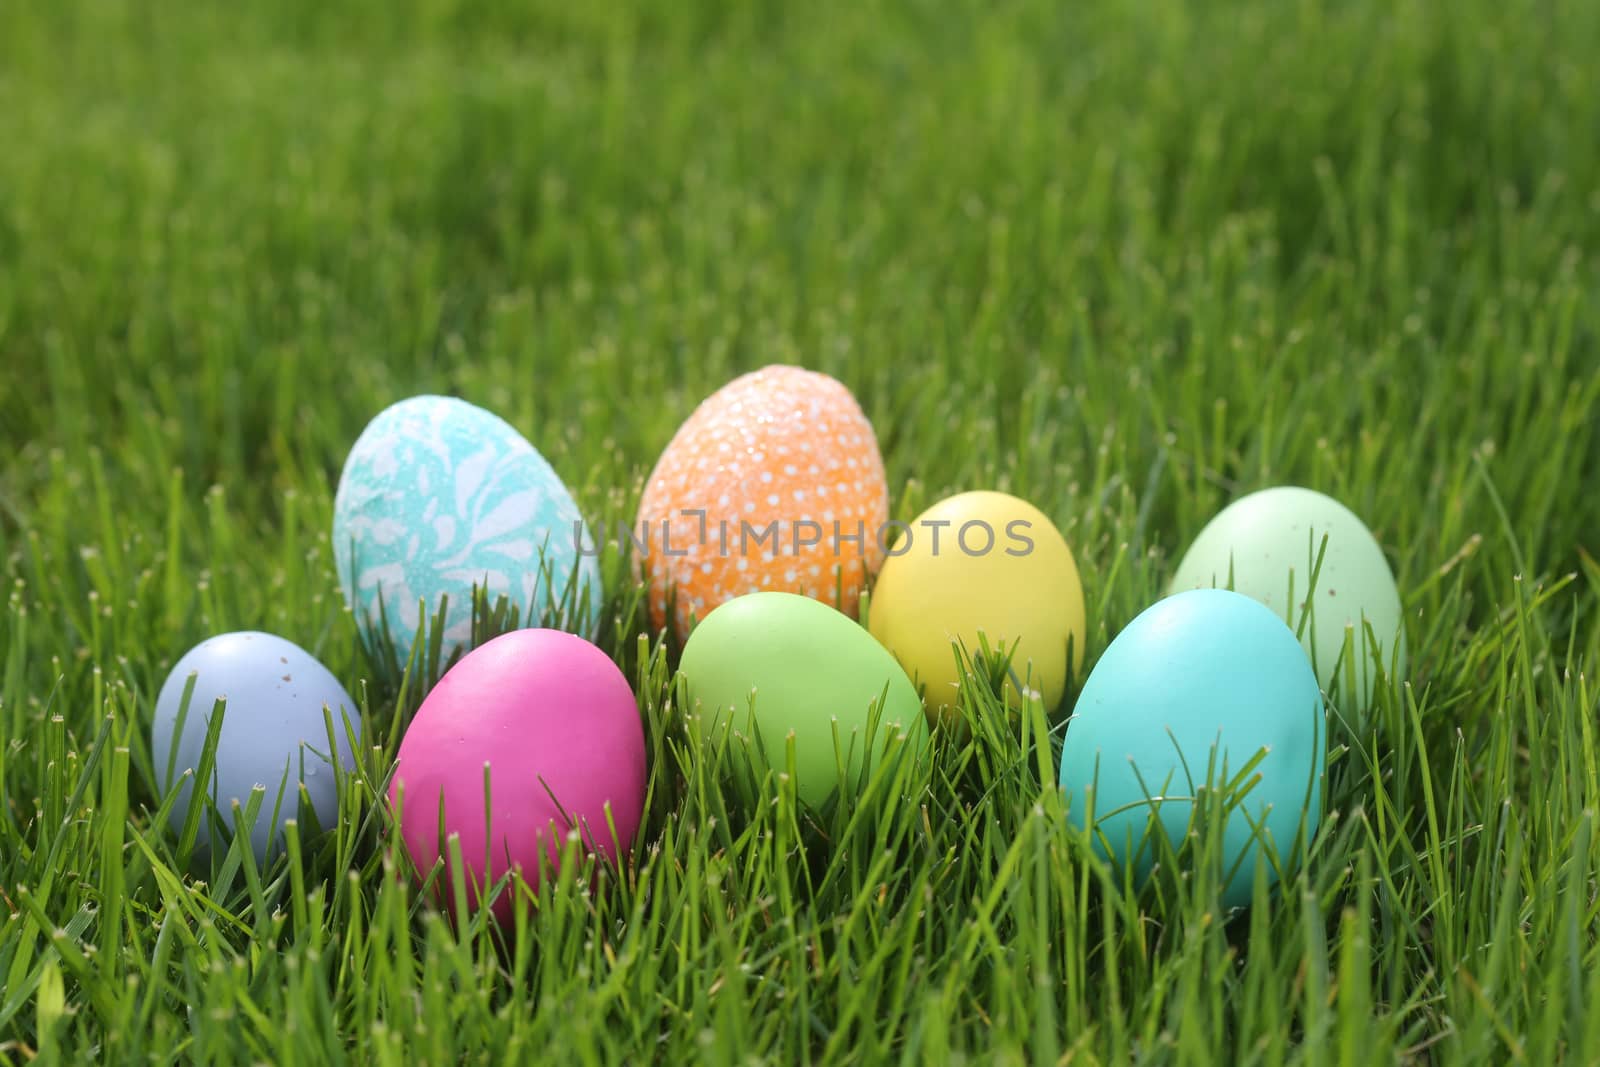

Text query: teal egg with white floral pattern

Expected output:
[332,395,603,671]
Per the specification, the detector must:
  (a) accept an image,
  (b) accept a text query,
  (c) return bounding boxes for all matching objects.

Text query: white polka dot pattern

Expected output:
[636,366,889,640]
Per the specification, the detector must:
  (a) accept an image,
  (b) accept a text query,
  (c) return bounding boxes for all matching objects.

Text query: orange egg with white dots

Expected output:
[636,365,890,641]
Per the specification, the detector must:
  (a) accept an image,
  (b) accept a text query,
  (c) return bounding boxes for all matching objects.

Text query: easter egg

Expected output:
[635,365,889,643]
[867,491,1086,721]
[332,395,603,673]
[1169,486,1405,708]
[152,631,362,863]
[678,592,926,809]
[390,629,646,920]
[1058,589,1324,908]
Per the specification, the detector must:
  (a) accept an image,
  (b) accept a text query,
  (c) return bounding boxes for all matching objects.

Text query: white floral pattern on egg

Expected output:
[333,395,603,667]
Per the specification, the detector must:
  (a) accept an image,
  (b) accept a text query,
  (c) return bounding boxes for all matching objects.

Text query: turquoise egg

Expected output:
[332,396,603,670]
[1058,589,1324,908]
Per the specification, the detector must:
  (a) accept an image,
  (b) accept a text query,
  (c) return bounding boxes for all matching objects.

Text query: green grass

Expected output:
[3,0,1599,1061]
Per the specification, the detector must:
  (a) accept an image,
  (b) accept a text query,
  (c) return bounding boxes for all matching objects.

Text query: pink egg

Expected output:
[390,629,647,920]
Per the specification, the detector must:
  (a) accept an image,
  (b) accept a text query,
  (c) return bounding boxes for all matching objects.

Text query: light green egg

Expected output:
[679,592,928,809]
[1170,486,1406,711]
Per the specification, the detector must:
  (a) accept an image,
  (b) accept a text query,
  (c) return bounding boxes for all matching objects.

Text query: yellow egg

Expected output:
[867,491,1086,722]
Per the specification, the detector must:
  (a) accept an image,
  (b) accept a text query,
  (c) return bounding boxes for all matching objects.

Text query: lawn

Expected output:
[2,0,1599,1062]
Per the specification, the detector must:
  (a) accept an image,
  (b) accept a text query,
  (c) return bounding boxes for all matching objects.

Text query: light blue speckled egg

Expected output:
[332,395,603,669]
[153,630,362,863]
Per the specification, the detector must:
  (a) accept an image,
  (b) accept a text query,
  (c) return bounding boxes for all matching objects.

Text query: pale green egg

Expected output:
[1170,486,1405,712]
